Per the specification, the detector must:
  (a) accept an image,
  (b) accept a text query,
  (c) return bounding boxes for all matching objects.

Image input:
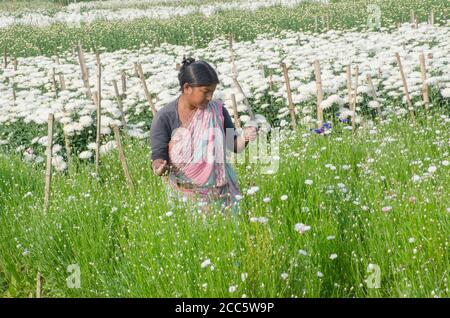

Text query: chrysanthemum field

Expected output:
[0,0,449,298]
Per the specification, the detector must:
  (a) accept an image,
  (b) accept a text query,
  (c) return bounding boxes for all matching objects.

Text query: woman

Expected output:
[150,57,257,213]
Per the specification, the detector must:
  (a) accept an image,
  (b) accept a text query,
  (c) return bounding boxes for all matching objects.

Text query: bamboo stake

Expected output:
[64,133,72,175]
[95,53,102,174]
[55,56,66,91]
[352,65,359,132]
[76,44,93,101]
[314,60,324,127]
[410,10,415,25]
[281,62,297,129]
[121,70,127,97]
[269,68,273,91]
[228,35,255,121]
[13,56,17,71]
[36,272,42,298]
[136,63,157,116]
[12,82,16,104]
[430,10,434,25]
[93,92,101,175]
[112,125,135,193]
[230,94,241,129]
[366,73,377,99]
[232,77,255,120]
[3,47,7,68]
[112,79,126,127]
[346,64,352,106]
[229,34,237,78]
[259,64,265,78]
[44,114,54,214]
[419,53,430,109]
[51,67,58,94]
[395,53,415,119]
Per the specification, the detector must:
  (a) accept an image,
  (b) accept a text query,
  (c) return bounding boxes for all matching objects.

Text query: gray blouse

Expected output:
[150,96,238,161]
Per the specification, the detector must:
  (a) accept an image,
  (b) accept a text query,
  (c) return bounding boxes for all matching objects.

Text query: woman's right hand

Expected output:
[152,159,168,176]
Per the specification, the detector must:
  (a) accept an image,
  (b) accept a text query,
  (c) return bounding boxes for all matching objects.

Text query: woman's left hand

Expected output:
[243,126,258,142]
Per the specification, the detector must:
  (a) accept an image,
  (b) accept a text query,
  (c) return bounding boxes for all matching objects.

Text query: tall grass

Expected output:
[1,111,448,297]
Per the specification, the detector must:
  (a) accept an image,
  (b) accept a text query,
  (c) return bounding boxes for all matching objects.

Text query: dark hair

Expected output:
[178,56,219,92]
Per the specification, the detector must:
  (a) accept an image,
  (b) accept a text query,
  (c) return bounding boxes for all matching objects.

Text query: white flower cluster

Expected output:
[0,0,328,28]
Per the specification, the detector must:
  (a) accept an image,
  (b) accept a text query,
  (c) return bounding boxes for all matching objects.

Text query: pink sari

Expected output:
[165,99,241,212]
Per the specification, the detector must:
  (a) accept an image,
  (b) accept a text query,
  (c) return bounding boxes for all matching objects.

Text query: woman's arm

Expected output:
[222,105,257,153]
[234,126,257,153]
[152,159,168,176]
[150,111,171,176]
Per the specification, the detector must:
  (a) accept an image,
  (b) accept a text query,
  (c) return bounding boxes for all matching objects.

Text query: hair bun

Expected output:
[181,56,195,67]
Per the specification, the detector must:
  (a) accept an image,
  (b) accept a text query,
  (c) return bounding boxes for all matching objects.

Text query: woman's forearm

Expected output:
[234,135,249,153]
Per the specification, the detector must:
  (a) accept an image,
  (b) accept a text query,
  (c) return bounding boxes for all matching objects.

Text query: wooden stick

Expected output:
[352,65,359,132]
[229,34,237,78]
[51,67,58,94]
[419,53,430,109]
[121,70,127,96]
[395,53,415,119]
[3,47,7,68]
[44,114,54,214]
[12,82,16,104]
[230,94,241,128]
[76,44,93,101]
[232,77,255,120]
[346,64,352,106]
[36,272,42,298]
[315,16,318,33]
[95,53,102,174]
[91,92,100,174]
[314,60,324,127]
[366,73,377,99]
[430,10,434,26]
[410,10,415,25]
[268,68,273,91]
[55,56,66,91]
[64,133,72,175]
[136,63,157,116]
[13,56,17,71]
[192,25,195,48]
[281,62,297,129]
[112,79,126,127]
[112,125,135,193]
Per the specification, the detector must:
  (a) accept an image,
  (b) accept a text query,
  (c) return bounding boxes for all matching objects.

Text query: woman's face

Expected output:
[183,83,217,109]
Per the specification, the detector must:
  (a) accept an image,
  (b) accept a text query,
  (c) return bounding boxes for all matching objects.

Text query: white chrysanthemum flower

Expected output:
[295,223,311,234]
[368,100,380,109]
[441,87,450,98]
[79,115,93,127]
[100,140,116,155]
[200,259,211,269]
[52,155,67,172]
[87,142,97,150]
[79,150,93,160]
[52,144,62,154]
